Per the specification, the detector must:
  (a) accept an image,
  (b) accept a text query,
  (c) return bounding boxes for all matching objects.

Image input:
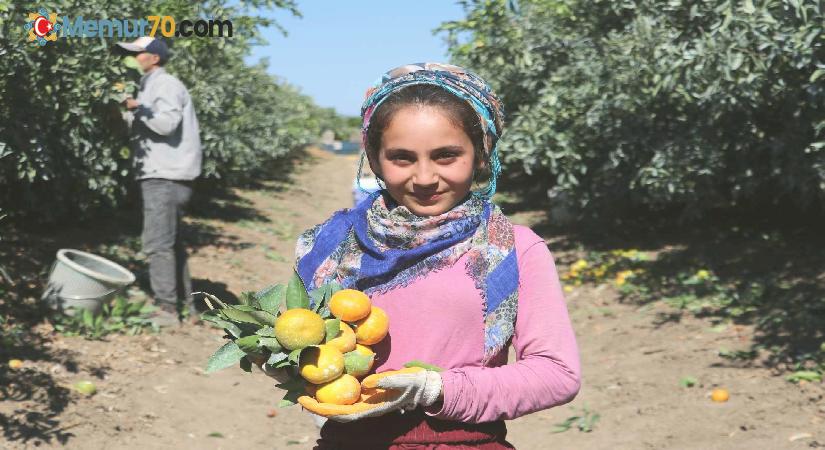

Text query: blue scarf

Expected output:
[296,191,519,363]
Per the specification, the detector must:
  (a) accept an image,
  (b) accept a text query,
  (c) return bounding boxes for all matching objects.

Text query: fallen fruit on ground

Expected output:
[73,380,97,396]
[274,308,326,351]
[711,388,729,402]
[8,359,23,370]
[314,374,361,405]
[329,289,372,322]
[299,344,345,384]
[353,306,389,345]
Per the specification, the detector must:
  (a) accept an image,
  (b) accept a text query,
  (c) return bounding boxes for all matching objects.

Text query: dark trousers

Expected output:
[140,178,193,307]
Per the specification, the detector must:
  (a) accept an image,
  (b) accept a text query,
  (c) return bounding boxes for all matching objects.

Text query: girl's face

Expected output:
[371,106,478,216]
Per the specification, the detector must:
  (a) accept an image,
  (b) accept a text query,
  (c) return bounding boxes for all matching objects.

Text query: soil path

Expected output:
[3,148,822,449]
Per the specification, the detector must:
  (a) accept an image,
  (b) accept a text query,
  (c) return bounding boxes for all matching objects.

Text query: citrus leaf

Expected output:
[206,341,246,374]
[249,310,277,326]
[238,291,259,308]
[239,356,252,372]
[236,335,261,354]
[288,347,304,364]
[286,270,310,310]
[221,307,266,326]
[201,314,243,338]
[258,337,282,353]
[402,360,443,372]
[276,376,306,392]
[679,376,698,388]
[266,351,289,366]
[257,284,285,314]
[344,350,374,374]
[324,318,341,343]
[255,326,276,337]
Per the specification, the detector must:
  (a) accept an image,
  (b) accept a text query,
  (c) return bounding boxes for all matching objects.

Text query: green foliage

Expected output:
[0,0,339,223]
[552,404,600,433]
[199,272,343,406]
[440,0,824,220]
[51,297,157,339]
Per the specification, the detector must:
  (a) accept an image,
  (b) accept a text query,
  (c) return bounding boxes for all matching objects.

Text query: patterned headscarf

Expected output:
[296,63,518,364]
[359,62,506,199]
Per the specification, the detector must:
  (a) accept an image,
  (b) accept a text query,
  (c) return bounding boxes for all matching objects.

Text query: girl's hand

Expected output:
[362,367,442,411]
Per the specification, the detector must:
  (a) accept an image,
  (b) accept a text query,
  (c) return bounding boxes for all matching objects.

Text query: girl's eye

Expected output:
[390,155,413,162]
[438,153,458,160]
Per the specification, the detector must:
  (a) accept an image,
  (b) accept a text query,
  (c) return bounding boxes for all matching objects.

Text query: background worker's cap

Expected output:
[115,36,169,63]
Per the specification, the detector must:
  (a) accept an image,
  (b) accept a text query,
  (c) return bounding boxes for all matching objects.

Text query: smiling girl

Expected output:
[293,63,581,449]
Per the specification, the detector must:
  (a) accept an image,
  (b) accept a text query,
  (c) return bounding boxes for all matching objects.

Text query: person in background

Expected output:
[117,37,202,326]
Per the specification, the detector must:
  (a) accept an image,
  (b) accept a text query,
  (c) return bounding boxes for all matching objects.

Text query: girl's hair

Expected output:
[364,84,491,186]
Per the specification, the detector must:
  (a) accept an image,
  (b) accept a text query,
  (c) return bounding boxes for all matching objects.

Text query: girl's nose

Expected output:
[412,162,438,186]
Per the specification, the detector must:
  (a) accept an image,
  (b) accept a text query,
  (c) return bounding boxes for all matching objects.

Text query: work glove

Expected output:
[363,366,443,412]
[297,367,442,423]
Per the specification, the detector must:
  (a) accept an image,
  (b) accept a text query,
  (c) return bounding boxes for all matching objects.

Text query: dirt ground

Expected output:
[1,147,823,449]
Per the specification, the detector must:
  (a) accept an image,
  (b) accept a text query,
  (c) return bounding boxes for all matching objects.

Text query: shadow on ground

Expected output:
[498,191,825,374]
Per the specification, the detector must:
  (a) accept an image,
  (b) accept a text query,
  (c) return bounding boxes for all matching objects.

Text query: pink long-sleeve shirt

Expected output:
[365,225,581,423]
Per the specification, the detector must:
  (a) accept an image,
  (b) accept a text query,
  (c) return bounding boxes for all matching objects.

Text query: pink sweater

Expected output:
[366,225,581,423]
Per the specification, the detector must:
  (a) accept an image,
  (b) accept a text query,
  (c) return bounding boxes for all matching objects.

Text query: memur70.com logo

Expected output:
[25,7,233,46]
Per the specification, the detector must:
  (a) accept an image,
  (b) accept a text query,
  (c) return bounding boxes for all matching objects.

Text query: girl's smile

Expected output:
[373,106,478,216]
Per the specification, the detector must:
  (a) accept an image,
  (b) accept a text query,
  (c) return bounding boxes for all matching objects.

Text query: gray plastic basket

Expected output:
[42,249,136,315]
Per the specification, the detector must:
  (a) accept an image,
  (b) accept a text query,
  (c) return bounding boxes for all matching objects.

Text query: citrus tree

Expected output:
[0,0,339,223]
[440,0,824,221]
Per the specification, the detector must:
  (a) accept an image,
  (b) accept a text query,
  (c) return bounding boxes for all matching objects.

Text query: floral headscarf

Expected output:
[296,63,518,363]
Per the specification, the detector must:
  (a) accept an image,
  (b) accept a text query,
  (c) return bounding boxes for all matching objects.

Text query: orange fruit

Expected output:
[326,321,356,354]
[711,388,730,403]
[353,306,389,345]
[274,308,325,351]
[299,344,345,384]
[8,359,23,370]
[345,344,375,378]
[329,289,372,322]
[314,374,361,405]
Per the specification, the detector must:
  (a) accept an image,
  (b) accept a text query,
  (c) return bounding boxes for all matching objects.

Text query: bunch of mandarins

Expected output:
[289,289,389,405]
[200,270,388,407]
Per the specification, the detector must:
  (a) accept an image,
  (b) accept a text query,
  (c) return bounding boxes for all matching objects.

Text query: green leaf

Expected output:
[82,309,94,328]
[679,376,698,388]
[266,351,289,366]
[255,326,277,337]
[239,357,252,372]
[206,341,246,374]
[236,335,261,354]
[238,291,259,308]
[123,56,140,70]
[221,307,267,326]
[324,318,341,343]
[249,310,277,327]
[201,313,243,338]
[258,337,282,353]
[344,350,374,375]
[276,377,307,407]
[402,360,443,372]
[276,376,306,392]
[786,371,822,383]
[288,347,304,364]
[286,270,310,310]
[257,285,285,314]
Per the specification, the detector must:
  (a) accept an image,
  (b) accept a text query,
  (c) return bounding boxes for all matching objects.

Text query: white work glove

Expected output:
[297,367,442,423]
[368,368,443,412]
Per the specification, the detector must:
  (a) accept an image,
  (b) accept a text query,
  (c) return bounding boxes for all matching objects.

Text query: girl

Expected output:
[293,63,580,449]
